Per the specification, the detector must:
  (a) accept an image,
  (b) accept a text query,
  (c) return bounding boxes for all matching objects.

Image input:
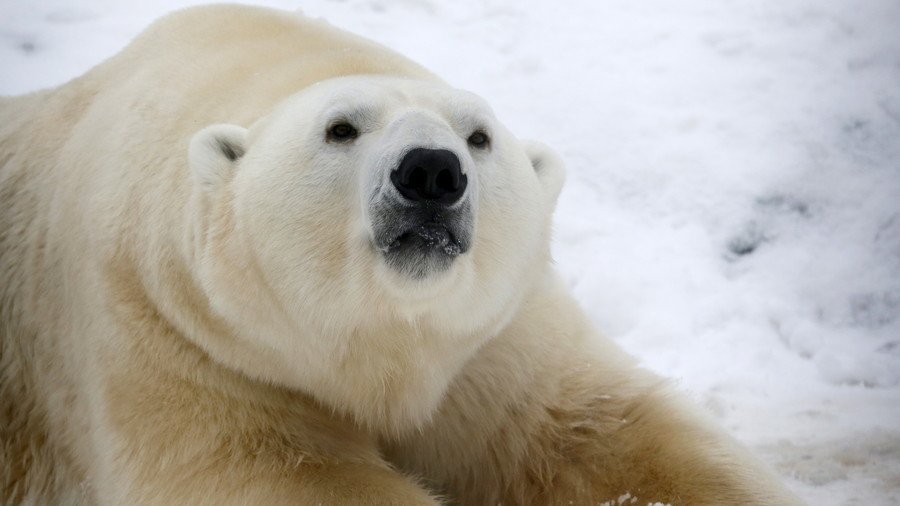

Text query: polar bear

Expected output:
[0,4,801,505]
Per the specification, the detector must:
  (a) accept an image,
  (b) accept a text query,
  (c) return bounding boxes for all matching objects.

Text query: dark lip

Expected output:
[370,197,473,279]
[386,221,463,257]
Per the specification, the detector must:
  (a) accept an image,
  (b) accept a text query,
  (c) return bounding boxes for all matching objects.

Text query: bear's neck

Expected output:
[140,229,503,436]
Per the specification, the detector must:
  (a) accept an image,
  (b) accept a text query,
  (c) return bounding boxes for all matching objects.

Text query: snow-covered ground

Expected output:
[2,0,898,503]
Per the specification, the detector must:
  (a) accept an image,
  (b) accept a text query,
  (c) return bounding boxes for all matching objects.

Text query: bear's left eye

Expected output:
[327,122,359,142]
[467,130,490,149]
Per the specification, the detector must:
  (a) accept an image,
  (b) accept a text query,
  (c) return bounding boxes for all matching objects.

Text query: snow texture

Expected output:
[2,0,898,504]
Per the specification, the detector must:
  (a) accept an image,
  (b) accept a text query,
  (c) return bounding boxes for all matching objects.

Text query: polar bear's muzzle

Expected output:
[370,148,473,278]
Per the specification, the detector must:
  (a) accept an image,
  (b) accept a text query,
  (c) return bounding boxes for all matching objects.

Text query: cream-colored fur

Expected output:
[0,5,802,505]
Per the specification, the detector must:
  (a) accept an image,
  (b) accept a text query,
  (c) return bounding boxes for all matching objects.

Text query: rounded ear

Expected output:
[522,140,566,207]
[189,124,248,189]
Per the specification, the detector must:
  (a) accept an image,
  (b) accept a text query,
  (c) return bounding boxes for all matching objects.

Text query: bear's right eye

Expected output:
[327,122,359,142]
[467,130,490,149]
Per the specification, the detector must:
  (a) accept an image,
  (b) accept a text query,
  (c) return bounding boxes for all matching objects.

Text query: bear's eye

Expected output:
[467,130,490,149]
[327,122,358,142]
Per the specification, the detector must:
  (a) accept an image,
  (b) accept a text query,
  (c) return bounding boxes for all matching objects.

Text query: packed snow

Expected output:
[2,0,898,504]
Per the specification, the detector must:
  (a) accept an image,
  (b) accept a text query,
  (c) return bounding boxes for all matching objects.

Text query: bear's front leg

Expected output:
[94,362,439,505]
[383,275,802,505]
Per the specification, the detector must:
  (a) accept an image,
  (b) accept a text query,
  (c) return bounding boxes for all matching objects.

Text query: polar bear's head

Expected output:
[188,76,564,431]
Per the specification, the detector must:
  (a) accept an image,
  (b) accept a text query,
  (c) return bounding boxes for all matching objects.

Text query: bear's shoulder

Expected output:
[118,4,437,88]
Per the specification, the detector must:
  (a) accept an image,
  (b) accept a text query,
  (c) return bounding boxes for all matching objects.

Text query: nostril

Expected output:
[392,148,467,204]
[436,170,451,189]
[408,166,427,190]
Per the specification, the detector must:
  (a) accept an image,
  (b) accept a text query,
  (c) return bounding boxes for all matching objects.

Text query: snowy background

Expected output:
[2,0,899,504]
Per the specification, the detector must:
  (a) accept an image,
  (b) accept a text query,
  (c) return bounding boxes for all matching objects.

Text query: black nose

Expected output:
[391,148,467,204]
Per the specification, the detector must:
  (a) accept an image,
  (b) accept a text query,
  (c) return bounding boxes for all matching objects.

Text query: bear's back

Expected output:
[95,4,438,128]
